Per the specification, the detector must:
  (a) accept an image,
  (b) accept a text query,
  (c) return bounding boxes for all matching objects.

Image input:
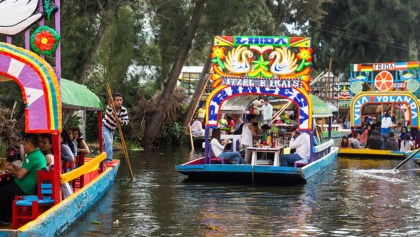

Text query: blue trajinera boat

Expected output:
[0,1,119,236]
[176,36,339,185]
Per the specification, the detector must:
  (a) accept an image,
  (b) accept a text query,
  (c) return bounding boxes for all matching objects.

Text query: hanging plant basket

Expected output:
[30,26,60,55]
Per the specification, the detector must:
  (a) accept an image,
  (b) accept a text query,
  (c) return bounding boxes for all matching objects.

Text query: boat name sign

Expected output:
[221,77,301,88]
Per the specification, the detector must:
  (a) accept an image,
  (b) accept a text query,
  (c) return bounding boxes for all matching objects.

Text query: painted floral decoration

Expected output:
[30,26,60,55]
[297,48,313,61]
[296,48,313,72]
[211,46,226,69]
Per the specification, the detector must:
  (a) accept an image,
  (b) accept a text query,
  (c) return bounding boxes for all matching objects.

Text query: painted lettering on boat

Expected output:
[221,78,301,88]
[373,63,395,71]
[235,37,288,46]
[354,94,418,127]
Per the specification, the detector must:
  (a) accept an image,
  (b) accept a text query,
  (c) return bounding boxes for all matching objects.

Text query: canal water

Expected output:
[64,146,420,236]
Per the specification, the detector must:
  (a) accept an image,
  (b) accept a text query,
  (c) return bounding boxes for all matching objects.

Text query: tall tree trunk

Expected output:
[142,0,206,149]
[182,48,212,126]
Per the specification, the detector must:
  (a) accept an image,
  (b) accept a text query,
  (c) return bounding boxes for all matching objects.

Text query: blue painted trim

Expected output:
[3,163,120,237]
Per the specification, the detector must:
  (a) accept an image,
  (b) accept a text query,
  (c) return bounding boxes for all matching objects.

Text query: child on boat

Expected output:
[340,136,351,148]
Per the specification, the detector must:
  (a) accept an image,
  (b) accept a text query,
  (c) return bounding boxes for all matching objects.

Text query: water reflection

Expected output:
[64,146,420,236]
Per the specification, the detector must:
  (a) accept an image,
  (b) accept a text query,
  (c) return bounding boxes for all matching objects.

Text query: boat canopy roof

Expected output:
[309,94,333,118]
[326,101,338,112]
[220,93,332,118]
[61,78,102,111]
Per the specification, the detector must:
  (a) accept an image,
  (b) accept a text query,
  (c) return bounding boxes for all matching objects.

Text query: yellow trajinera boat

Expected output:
[338,148,406,158]
[342,61,420,159]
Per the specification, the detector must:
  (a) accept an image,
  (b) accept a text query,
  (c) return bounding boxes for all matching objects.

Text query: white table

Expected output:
[247,146,284,166]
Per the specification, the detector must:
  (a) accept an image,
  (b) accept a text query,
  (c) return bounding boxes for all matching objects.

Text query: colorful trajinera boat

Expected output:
[339,61,420,159]
[0,1,119,236]
[176,36,339,185]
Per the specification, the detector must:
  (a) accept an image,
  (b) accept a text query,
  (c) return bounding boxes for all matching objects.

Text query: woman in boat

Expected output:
[340,136,351,148]
[211,129,245,164]
[365,130,382,150]
[61,130,75,163]
[400,134,414,152]
[399,126,410,140]
[359,124,372,145]
[40,134,54,168]
[71,126,90,155]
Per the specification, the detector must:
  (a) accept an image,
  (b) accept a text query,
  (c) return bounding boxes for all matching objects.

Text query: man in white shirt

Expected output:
[191,117,204,136]
[260,98,273,125]
[280,127,310,167]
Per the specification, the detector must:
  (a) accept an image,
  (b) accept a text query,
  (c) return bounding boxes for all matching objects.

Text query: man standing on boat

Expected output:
[102,93,129,162]
[259,98,273,125]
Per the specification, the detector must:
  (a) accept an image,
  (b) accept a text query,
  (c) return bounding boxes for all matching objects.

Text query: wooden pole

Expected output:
[105,83,134,180]
[189,125,194,152]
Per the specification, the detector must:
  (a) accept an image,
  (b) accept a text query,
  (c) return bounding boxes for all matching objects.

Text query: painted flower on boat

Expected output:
[30,26,60,55]
[297,48,313,62]
[211,46,226,60]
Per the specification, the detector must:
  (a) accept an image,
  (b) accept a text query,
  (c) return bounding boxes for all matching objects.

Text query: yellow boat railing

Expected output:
[60,152,106,184]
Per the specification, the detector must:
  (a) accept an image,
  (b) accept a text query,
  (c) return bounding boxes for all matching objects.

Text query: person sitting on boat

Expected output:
[351,133,361,149]
[340,136,351,148]
[40,134,54,167]
[385,132,399,151]
[191,117,205,137]
[359,124,372,145]
[280,126,310,167]
[71,126,90,156]
[67,129,78,156]
[211,129,245,164]
[399,126,410,140]
[0,134,47,225]
[196,104,206,121]
[400,134,414,152]
[61,130,75,163]
[365,130,382,150]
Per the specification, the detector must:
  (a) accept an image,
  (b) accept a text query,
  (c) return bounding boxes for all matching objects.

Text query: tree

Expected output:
[311,0,419,73]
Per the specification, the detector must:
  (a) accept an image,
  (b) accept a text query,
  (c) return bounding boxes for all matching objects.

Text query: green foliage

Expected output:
[85,111,99,142]
[162,122,185,146]
[312,0,419,73]
[64,113,81,129]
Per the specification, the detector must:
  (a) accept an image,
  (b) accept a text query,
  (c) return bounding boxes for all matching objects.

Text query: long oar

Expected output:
[393,148,420,171]
[270,71,326,124]
[106,83,134,179]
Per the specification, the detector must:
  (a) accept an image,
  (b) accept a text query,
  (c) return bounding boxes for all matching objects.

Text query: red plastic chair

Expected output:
[12,170,57,228]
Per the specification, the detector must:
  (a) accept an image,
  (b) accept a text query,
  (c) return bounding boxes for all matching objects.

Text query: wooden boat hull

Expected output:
[176,147,338,185]
[338,148,406,158]
[0,160,120,237]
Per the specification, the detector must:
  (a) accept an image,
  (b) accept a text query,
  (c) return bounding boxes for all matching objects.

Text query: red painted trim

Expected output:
[52,133,61,204]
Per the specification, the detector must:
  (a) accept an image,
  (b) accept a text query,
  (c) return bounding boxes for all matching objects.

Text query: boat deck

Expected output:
[0,158,120,232]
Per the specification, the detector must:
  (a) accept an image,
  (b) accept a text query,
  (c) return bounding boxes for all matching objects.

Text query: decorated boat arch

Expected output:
[0,0,120,235]
[205,36,313,131]
[176,36,339,185]
[348,61,420,129]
